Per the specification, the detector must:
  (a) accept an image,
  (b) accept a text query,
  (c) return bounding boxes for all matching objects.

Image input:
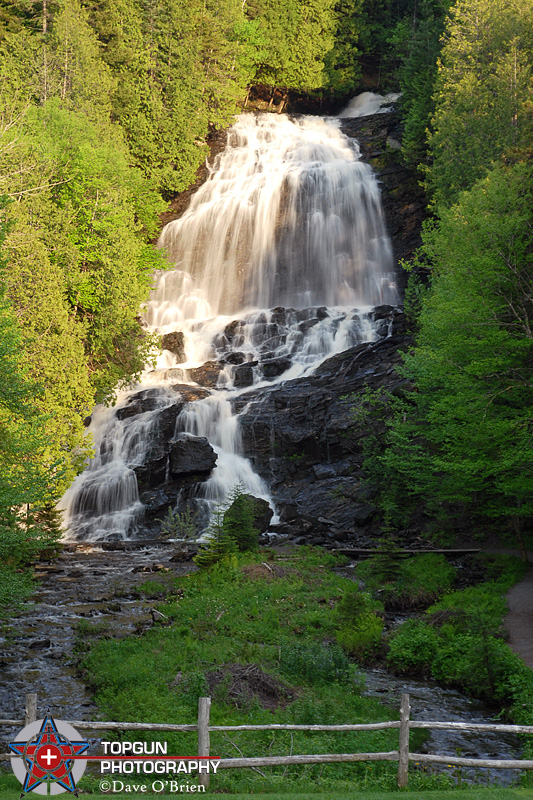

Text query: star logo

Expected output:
[9,714,89,796]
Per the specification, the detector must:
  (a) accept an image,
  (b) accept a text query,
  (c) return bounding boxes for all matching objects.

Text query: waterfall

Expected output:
[60,111,398,542]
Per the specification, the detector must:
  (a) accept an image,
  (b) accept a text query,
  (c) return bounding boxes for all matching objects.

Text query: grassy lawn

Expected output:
[1,786,532,799]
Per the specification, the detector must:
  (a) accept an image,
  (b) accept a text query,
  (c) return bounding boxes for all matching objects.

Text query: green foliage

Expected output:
[336,611,384,659]
[387,561,533,722]
[193,506,238,569]
[0,566,33,607]
[157,505,199,540]
[194,486,260,568]
[426,0,533,207]
[323,0,364,96]
[396,0,449,166]
[356,552,456,609]
[1,99,166,405]
[334,586,384,660]
[386,619,439,675]
[0,197,65,599]
[249,0,336,93]
[403,271,427,325]
[279,641,361,686]
[223,486,259,552]
[371,163,533,542]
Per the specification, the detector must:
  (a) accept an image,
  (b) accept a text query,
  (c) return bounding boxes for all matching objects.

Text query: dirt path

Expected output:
[505,564,533,669]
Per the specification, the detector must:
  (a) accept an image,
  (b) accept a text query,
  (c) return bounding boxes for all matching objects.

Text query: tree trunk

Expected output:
[512,515,528,562]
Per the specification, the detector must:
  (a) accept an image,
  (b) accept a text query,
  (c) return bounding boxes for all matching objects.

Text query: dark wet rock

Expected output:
[298,317,320,333]
[187,361,222,388]
[116,389,166,420]
[224,351,246,365]
[234,313,412,542]
[224,319,245,344]
[139,488,177,518]
[261,357,292,379]
[161,331,186,362]
[83,416,92,428]
[341,112,426,284]
[234,362,255,388]
[169,384,210,402]
[132,402,187,491]
[29,639,51,649]
[169,434,217,477]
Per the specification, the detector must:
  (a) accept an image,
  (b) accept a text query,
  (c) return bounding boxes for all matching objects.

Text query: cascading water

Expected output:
[60,111,398,542]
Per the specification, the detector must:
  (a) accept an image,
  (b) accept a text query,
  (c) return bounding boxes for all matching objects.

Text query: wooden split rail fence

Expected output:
[2,692,533,789]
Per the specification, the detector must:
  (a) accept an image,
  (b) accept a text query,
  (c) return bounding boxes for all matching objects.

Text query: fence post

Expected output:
[25,693,37,727]
[397,693,410,788]
[198,697,211,790]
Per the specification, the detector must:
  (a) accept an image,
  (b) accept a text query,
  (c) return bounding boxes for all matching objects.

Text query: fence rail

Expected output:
[2,692,532,789]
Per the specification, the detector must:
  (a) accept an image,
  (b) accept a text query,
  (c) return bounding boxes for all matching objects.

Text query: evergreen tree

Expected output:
[427,0,533,207]
[248,0,336,96]
[379,163,533,549]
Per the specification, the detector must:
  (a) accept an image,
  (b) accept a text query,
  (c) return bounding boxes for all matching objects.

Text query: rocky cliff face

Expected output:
[341,111,426,283]
[233,307,411,546]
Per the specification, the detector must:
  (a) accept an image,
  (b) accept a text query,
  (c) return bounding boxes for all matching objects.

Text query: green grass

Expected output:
[79,547,431,793]
[67,548,533,795]
[1,774,532,800]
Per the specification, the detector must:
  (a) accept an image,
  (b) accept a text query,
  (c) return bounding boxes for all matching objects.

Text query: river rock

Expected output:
[261,357,292,379]
[115,389,166,420]
[169,433,217,477]
[161,331,186,362]
[187,361,222,388]
[234,362,255,388]
[169,384,211,402]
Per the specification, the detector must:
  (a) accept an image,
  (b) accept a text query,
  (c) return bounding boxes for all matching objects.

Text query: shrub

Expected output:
[337,612,384,660]
[158,505,198,539]
[279,641,362,687]
[387,619,438,675]
[194,486,259,568]
[357,552,455,609]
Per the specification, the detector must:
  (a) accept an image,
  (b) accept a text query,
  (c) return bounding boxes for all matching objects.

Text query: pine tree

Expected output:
[427,0,533,207]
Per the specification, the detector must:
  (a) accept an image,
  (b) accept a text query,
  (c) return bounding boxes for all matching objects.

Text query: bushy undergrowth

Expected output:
[387,556,533,726]
[356,551,456,609]
[0,566,33,607]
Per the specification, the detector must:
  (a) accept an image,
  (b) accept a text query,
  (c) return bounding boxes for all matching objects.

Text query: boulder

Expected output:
[228,494,274,534]
[116,389,166,421]
[233,362,255,388]
[261,357,292,379]
[161,331,186,362]
[187,361,222,388]
[169,384,211,402]
[169,433,217,477]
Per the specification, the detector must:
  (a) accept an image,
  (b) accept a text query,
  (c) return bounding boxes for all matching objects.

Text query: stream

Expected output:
[363,668,522,786]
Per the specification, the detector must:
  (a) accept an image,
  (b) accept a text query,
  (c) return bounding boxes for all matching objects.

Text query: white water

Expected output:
[338,91,401,119]
[61,112,398,542]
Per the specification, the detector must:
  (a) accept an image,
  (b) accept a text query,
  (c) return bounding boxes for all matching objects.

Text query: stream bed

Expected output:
[363,667,522,786]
